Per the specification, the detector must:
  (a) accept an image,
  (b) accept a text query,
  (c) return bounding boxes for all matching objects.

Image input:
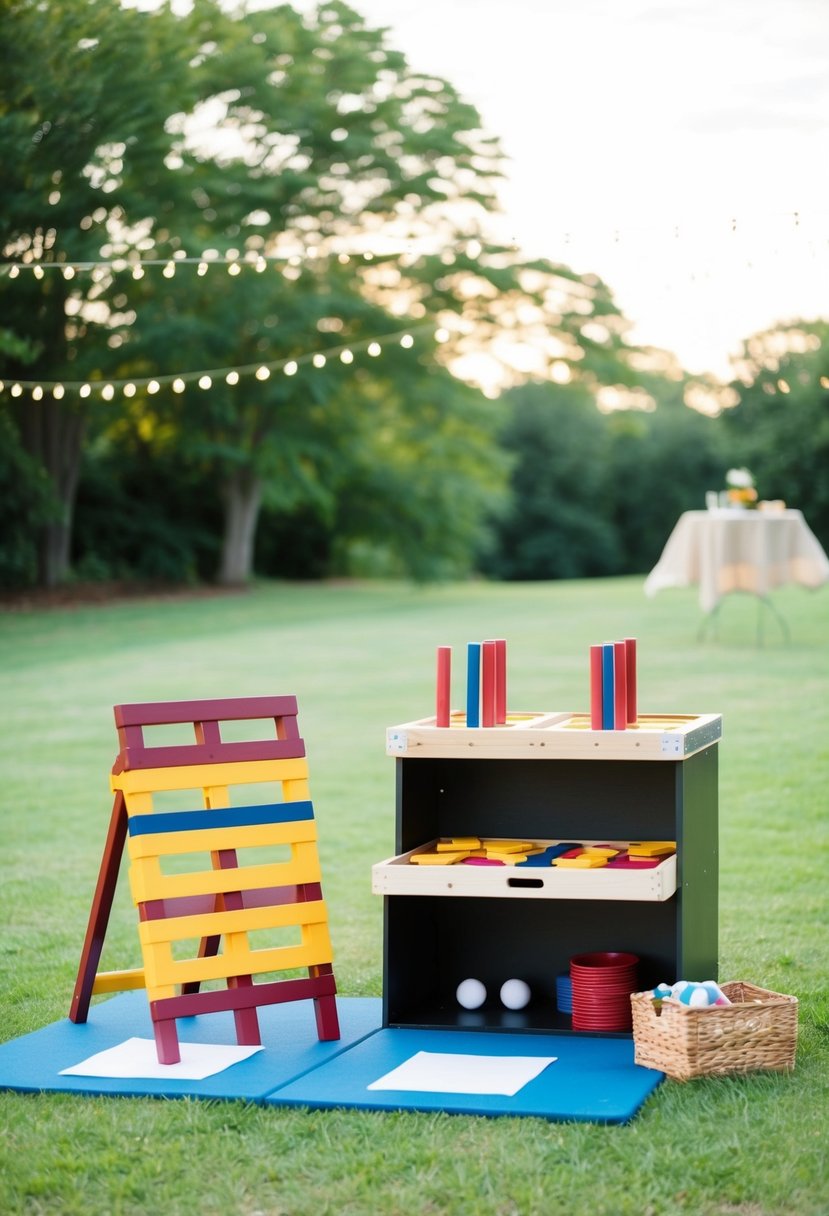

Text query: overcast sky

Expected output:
[299,0,829,377]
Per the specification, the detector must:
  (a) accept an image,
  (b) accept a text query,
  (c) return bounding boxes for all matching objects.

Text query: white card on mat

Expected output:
[60,1037,263,1081]
[367,1050,557,1097]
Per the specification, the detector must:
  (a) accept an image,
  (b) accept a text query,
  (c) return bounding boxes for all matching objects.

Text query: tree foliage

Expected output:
[723,320,829,546]
[1,0,650,587]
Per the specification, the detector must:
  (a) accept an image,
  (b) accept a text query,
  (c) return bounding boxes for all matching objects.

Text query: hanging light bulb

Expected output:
[123,383,136,397]
[11,383,23,397]
[367,342,381,357]
[132,265,145,280]
[284,360,298,376]
[312,353,326,369]
[226,370,240,385]
[63,266,75,281]
[79,384,91,398]
[255,366,270,380]
[163,261,176,278]
[33,265,45,280]
[32,385,44,400]
[53,384,65,399]
[340,349,354,364]
[197,262,208,276]
[147,380,160,394]
[8,266,19,279]
[228,262,242,276]
[172,377,186,392]
[435,327,450,343]
[101,384,115,400]
[400,334,414,348]
[198,375,212,389]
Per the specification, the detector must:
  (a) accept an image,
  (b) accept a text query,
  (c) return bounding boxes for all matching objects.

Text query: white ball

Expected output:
[500,978,531,1010]
[456,978,487,1010]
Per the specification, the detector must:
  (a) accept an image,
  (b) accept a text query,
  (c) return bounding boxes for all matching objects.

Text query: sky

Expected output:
[295,0,829,379]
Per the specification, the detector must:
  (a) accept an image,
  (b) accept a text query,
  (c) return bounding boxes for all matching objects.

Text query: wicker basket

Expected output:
[630,982,798,1081]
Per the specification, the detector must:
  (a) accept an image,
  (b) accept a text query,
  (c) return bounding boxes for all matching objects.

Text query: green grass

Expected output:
[1,577,827,1216]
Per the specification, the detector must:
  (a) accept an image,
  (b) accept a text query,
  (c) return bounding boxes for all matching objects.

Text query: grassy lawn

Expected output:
[1,576,827,1216]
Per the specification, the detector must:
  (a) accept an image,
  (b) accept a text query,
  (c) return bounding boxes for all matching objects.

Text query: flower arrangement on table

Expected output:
[724,467,758,508]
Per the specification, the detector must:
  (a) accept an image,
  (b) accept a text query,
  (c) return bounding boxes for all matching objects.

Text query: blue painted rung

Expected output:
[128,800,315,837]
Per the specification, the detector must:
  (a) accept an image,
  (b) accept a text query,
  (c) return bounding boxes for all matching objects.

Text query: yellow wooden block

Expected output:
[485,851,528,864]
[582,846,620,858]
[482,840,533,853]
[142,920,334,998]
[137,895,328,947]
[410,851,470,865]
[628,841,676,857]
[112,757,310,797]
[91,968,146,994]
[553,855,607,868]
[128,846,322,905]
[436,837,481,851]
[126,818,318,861]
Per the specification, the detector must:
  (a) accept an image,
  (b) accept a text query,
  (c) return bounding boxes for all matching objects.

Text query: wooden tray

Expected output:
[386,712,721,761]
[372,839,677,902]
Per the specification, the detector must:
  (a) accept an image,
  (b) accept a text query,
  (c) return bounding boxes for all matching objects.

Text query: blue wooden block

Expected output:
[601,643,615,730]
[466,642,481,728]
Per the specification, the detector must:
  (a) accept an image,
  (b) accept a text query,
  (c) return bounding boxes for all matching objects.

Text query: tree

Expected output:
[2,0,648,587]
[723,320,829,546]
[0,0,208,584]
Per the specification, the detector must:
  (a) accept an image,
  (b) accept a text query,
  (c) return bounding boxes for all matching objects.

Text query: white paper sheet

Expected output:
[367,1051,557,1097]
[60,1037,263,1080]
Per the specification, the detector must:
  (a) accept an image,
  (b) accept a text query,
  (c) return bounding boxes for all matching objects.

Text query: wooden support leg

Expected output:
[69,791,128,1023]
[231,991,262,1046]
[153,1017,181,1065]
[311,965,340,1041]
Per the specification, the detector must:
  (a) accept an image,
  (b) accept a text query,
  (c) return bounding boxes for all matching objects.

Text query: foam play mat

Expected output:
[0,993,662,1122]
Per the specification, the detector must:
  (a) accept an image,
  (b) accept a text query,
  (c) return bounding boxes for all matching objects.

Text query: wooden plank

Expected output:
[126,817,317,860]
[128,846,321,904]
[90,968,146,993]
[151,971,337,1020]
[386,712,721,761]
[112,696,304,773]
[141,922,334,996]
[69,791,128,1023]
[112,756,310,795]
[136,896,330,946]
[127,800,314,837]
[114,695,300,728]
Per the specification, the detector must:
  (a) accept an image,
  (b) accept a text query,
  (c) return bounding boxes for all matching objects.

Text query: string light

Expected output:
[0,321,438,399]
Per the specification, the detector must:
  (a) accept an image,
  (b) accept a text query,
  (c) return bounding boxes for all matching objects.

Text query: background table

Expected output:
[644,509,829,628]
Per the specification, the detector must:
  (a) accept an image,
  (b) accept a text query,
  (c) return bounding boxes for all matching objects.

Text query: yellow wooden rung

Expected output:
[136,897,329,947]
[142,921,334,998]
[91,968,146,994]
[112,756,310,796]
[128,848,321,905]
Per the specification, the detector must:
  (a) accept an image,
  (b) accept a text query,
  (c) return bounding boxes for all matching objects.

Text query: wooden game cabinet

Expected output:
[375,712,721,1036]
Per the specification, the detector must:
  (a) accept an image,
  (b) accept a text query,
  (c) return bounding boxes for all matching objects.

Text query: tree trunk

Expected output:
[14,395,86,588]
[218,467,263,585]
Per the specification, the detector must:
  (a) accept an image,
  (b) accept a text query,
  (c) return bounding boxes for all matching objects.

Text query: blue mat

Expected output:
[0,995,662,1122]
[0,991,381,1101]
[266,1026,662,1123]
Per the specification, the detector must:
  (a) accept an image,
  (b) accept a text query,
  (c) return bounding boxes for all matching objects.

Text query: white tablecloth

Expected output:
[644,509,829,613]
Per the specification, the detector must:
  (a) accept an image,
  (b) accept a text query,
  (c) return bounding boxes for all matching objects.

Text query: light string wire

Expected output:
[1,320,446,400]
[0,208,822,276]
